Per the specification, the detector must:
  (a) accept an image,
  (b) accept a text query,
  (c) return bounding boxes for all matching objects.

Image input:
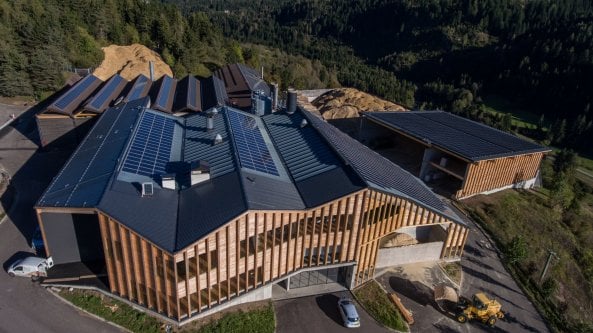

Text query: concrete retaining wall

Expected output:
[376,242,444,267]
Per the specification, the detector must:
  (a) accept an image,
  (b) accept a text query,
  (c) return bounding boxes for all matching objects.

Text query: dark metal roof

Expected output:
[152,75,177,113]
[263,111,365,208]
[124,75,152,103]
[46,75,103,116]
[365,111,550,161]
[214,64,268,109]
[184,111,236,178]
[83,74,128,114]
[173,76,202,113]
[37,98,148,208]
[38,99,462,253]
[302,109,463,224]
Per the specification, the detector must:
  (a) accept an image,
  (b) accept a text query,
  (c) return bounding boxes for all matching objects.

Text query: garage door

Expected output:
[289,267,347,289]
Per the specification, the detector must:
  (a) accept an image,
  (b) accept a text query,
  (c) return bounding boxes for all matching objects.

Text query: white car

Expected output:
[338,297,361,328]
[7,256,53,281]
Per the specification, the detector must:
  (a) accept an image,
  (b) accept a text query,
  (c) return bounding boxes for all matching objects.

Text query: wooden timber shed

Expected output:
[35,98,467,323]
[361,111,551,199]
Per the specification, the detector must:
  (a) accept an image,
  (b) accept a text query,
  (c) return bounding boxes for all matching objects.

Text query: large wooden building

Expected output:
[360,111,551,199]
[35,98,467,323]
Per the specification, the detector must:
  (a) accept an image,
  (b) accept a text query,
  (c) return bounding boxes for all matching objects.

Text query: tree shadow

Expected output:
[315,293,343,325]
[503,311,541,333]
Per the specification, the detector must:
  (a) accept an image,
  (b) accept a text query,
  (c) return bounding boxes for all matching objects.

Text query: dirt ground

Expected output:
[93,44,173,81]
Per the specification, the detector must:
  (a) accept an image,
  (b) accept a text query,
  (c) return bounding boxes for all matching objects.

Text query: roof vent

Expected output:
[191,161,210,186]
[214,133,223,145]
[300,119,308,128]
[161,174,176,190]
[206,108,218,131]
[141,182,154,197]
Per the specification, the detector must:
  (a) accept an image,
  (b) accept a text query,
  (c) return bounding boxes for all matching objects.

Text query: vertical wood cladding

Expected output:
[98,189,467,320]
[459,152,544,198]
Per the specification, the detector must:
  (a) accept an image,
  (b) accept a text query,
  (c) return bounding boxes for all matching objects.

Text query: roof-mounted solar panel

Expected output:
[47,75,103,115]
[152,75,177,113]
[124,75,152,103]
[84,74,128,113]
[121,111,176,178]
[226,110,279,176]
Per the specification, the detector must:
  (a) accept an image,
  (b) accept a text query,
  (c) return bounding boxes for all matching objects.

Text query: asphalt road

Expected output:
[275,291,391,333]
[0,108,119,333]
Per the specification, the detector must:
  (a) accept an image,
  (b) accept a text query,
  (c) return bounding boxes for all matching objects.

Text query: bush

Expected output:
[505,236,527,265]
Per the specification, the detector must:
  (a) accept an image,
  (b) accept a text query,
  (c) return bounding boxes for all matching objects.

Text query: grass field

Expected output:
[482,95,541,129]
[59,289,275,333]
[461,188,593,332]
[353,280,407,332]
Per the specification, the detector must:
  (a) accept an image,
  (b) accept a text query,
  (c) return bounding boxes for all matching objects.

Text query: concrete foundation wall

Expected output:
[181,284,273,325]
[376,242,444,267]
[396,224,448,243]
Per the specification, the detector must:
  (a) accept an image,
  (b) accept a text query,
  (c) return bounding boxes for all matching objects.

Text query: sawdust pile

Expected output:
[312,88,407,120]
[93,44,173,81]
[380,233,419,248]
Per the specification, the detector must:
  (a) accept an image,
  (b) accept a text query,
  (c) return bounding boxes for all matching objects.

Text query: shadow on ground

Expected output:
[3,251,36,272]
[315,293,342,325]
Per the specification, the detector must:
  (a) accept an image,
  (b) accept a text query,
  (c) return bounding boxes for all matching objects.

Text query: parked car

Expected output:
[7,256,53,281]
[31,226,44,253]
[338,297,361,328]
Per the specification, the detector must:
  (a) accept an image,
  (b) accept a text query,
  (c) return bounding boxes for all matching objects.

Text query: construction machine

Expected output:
[434,283,505,327]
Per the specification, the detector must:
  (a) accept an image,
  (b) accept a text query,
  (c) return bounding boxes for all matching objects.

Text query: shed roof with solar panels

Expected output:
[36,98,461,252]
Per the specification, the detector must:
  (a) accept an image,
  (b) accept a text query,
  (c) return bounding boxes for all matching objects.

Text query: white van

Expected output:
[7,256,54,281]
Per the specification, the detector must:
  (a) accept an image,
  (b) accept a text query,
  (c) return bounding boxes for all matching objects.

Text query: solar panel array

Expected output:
[87,75,126,111]
[126,75,150,102]
[368,112,549,161]
[187,76,200,110]
[53,75,100,111]
[155,76,175,109]
[122,112,175,177]
[226,110,279,176]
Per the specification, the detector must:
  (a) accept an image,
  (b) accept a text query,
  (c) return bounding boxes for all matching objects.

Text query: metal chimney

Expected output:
[149,61,155,81]
[287,88,297,114]
[271,82,279,111]
[205,108,218,131]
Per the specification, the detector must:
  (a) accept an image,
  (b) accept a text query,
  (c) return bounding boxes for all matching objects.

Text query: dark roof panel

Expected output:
[153,75,177,113]
[84,74,128,114]
[302,109,462,223]
[365,111,550,161]
[124,75,152,102]
[173,76,202,113]
[176,171,247,250]
[37,98,147,208]
[47,75,103,115]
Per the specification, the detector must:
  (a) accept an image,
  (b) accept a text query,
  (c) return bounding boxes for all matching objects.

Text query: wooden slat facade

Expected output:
[457,152,545,198]
[45,188,468,321]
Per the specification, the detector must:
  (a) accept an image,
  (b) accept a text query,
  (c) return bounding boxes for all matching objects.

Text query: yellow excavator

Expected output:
[434,284,505,327]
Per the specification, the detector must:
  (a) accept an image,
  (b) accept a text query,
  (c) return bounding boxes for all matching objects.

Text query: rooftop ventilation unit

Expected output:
[300,119,308,128]
[191,160,211,186]
[206,108,218,130]
[141,182,154,197]
[161,173,176,190]
[287,88,297,114]
[214,133,223,145]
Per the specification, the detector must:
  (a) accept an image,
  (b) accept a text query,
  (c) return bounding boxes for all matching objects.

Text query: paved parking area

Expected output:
[274,291,391,333]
